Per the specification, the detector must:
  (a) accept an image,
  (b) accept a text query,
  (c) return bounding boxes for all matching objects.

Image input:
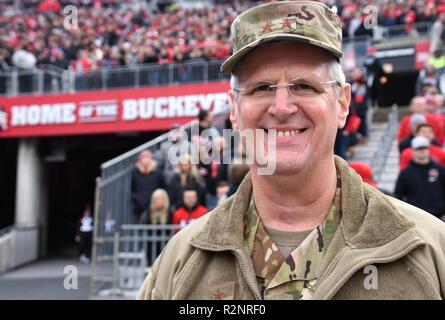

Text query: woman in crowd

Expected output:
[141,188,171,225]
[168,154,206,211]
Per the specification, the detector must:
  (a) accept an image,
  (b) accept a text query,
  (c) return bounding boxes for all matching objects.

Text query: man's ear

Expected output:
[228,90,239,130]
[337,83,351,129]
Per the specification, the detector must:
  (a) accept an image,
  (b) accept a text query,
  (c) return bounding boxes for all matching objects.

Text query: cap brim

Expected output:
[220,33,343,74]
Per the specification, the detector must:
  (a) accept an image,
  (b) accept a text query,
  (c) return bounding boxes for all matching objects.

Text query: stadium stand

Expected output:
[0,0,442,73]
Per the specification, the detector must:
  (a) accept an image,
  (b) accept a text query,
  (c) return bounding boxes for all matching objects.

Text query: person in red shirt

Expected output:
[398,96,443,145]
[426,94,445,146]
[38,0,61,13]
[172,188,208,231]
[400,123,445,170]
[348,162,377,188]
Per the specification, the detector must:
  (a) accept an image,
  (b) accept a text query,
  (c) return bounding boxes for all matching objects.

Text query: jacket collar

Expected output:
[190,156,415,251]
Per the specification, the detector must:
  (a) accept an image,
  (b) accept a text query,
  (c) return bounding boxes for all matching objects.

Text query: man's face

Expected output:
[417,126,435,142]
[413,147,430,164]
[229,42,350,175]
[140,154,152,166]
[183,190,198,209]
[411,98,427,114]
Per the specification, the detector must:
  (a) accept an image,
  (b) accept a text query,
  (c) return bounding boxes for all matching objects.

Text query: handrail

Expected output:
[381,21,432,39]
[73,59,217,75]
[369,104,399,183]
[100,120,196,170]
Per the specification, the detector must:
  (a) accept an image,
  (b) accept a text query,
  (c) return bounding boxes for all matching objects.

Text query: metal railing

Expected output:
[0,65,68,96]
[92,224,180,299]
[71,59,229,93]
[118,224,179,289]
[0,60,229,97]
[380,21,432,40]
[369,104,399,183]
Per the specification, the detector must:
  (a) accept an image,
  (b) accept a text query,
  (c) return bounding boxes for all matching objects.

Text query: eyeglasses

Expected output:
[233,77,341,102]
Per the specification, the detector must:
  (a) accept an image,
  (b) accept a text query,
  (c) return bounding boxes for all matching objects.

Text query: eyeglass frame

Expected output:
[232,77,342,102]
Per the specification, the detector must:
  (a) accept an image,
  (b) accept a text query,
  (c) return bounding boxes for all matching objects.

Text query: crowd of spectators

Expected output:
[2,0,445,74]
[395,71,445,221]
[0,0,242,73]
[130,109,250,230]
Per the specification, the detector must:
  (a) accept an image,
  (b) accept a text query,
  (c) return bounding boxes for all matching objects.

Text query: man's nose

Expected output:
[268,87,297,120]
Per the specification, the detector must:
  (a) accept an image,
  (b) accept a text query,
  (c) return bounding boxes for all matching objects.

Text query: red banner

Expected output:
[0,82,231,138]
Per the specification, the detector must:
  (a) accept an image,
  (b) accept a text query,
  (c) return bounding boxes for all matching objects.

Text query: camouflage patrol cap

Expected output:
[221,1,343,74]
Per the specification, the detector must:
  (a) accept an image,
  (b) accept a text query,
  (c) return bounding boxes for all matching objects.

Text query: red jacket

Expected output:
[400,145,445,170]
[398,114,443,145]
[435,113,445,146]
[172,205,208,228]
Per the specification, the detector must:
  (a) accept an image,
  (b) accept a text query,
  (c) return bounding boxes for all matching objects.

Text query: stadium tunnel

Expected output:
[366,43,427,107]
[0,132,163,257]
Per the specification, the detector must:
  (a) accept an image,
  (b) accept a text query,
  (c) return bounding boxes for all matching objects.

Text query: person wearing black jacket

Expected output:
[395,136,445,220]
[131,150,165,223]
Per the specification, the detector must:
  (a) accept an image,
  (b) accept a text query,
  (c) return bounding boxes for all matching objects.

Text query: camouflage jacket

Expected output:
[244,176,341,300]
[137,156,445,300]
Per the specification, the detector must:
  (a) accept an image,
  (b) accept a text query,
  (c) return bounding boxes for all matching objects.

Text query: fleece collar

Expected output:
[190,156,414,251]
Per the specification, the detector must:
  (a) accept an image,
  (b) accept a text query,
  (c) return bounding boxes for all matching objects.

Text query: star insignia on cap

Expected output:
[281,18,293,29]
[261,21,273,34]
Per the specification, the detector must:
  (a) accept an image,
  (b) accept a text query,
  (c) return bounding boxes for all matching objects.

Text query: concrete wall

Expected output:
[0,232,13,274]
[0,138,48,274]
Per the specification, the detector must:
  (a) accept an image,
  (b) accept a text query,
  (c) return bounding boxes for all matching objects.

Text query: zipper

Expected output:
[232,248,262,300]
[190,240,262,300]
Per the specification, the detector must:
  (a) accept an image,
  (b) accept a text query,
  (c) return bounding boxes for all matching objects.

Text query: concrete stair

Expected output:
[349,120,400,194]
[377,139,400,193]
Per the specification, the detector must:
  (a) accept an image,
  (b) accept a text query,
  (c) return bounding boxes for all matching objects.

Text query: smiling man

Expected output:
[137,1,445,300]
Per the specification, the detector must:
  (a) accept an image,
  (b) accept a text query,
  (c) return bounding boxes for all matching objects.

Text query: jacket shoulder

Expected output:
[385,196,445,243]
[385,196,445,297]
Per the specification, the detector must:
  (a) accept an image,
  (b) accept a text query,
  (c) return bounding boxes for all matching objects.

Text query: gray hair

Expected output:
[327,59,345,86]
[230,75,239,91]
